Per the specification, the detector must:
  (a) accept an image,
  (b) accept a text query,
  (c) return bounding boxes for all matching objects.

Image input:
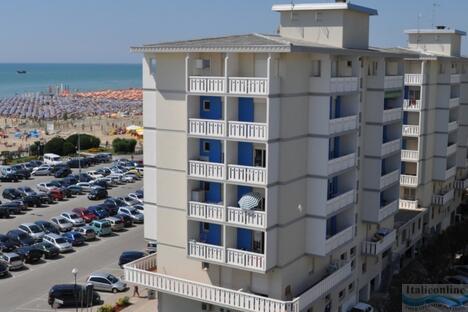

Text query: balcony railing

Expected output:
[403,99,422,111]
[447,144,457,156]
[326,190,355,217]
[455,179,468,190]
[404,74,424,85]
[380,170,400,189]
[124,254,299,312]
[329,115,358,136]
[449,97,460,108]
[451,74,461,84]
[448,121,458,133]
[401,149,419,162]
[188,160,225,181]
[399,199,419,210]
[329,77,359,93]
[446,166,456,180]
[362,230,396,256]
[327,153,356,176]
[188,201,224,223]
[400,174,418,187]
[383,108,402,123]
[226,248,266,271]
[325,226,354,255]
[226,207,266,229]
[227,165,267,185]
[188,118,225,138]
[382,139,401,157]
[229,77,269,96]
[379,200,399,221]
[432,189,454,206]
[384,76,404,89]
[228,121,268,141]
[189,76,226,94]
[402,125,420,137]
[188,241,225,263]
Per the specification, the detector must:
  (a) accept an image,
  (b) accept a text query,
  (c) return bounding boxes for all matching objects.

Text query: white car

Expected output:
[18,223,45,241]
[43,234,73,253]
[127,193,143,204]
[118,206,144,223]
[75,182,92,192]
[31,165,53,176]
[87,171,104,180]
[60,212,85,227]
[121,175,135,183]
[133,204,144,216]
[122,196,141,206]
[37,182,59,193]
[50,216,73,232]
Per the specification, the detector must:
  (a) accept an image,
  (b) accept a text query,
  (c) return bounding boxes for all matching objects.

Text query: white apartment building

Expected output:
[394,27,468,252]
[126,2,410,312]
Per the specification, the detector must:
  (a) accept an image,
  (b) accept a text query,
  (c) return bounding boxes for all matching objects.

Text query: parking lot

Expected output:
[0,161,145,312]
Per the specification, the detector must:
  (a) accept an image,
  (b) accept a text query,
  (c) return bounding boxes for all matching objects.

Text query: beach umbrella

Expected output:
[238,192,263,210]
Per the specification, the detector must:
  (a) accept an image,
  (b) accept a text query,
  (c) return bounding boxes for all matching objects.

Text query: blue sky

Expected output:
[0,0,466,63]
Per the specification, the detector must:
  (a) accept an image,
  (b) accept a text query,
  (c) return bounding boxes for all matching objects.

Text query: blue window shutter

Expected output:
[404,86,409,99]
[238,98,254,122]
[335,96,341,118]
[200,96,222,120]
[238,142,253,166]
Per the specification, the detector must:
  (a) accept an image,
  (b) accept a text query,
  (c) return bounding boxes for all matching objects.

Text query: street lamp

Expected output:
[72,267,79,312]
[77,133,81,175]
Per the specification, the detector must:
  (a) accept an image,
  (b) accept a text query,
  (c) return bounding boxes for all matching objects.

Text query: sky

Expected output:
[0,0,466,64]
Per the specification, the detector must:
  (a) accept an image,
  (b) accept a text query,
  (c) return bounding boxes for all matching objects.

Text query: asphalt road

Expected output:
[0,164,145,312]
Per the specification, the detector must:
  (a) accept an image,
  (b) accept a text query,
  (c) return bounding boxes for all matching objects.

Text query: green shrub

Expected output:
[112,138,137,154]
[66,133,101,150]
[97,304,113,312]
[116,296,130,307]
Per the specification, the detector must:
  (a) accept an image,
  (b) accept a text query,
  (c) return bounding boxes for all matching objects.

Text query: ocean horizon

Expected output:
[0,63,142,98]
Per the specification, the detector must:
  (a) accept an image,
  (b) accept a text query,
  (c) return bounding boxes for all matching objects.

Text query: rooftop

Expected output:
[394,208,426,229]
[271,2,378,16]
[405,28,466,36]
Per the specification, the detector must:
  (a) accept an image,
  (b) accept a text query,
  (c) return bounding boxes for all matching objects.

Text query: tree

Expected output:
[112,138,137,154]
[44,137,76,156]
[66,134,100,150]
[29,141,43,156]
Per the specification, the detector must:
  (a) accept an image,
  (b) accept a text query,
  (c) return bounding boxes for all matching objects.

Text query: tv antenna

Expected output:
[290,0,295,20]
[417,13,422,46]
[431,1,440,28]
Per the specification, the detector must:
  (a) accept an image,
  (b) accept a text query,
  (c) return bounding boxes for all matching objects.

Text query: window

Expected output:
[350,247,356,257]
[362,262,367,273]
[201,262,209,270]
[150,58,157,75]
[418,218,421,230]
[202,100,211,111]
[202,223,210,232]
[203,141,210,153]
[254,148,266,167]
[368,61,378,76]
[431,207,435,219]
[340,252,347,261]
[348,282,354,291]
[439,63,446,74]
[347,60,352,67]
[311,60,321,77]
[338,289,345,300]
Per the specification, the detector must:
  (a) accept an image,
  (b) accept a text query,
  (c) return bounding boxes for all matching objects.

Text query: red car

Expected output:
[48,188,64,201]
[72,207,97,223]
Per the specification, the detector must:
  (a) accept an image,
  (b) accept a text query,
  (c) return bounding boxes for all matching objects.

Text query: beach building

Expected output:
[126,2,412,311]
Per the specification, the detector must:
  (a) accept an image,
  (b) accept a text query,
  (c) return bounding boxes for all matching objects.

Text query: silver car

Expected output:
[18,223,45,241]
[77,226,96,241]
[86,272,127,293]
[43,234,73,253]
[60,212,85,227]
[118,207,144,223]
[104,217,124,231]
[50,217,73,232]
[0,252,24,270]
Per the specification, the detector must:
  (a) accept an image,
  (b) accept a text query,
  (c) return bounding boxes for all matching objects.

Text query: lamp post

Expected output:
[72,267,79,312]
[77,133,81,175]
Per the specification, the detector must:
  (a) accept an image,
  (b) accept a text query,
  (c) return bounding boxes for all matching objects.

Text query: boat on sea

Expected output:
[16,70,27,74]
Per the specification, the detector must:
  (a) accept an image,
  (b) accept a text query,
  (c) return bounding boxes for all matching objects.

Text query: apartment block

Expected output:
[126,2,410,311]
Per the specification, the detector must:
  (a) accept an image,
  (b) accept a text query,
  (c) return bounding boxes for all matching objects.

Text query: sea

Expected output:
[0,63,142,98]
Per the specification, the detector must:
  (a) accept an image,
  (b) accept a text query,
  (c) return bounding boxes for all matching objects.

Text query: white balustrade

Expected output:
[384,76,404,89]
[226,207,266,229]
[228,121,268,141]
[188,118,225,137]
[188,76,226,93]
[399,199,419,210]
[329,115,358,135]
[404,74,424,85]
[188,201,224,222]
[403,99,422,111]
[188,160,225,180]
[402,125,420,137]
[227,165,267,185]
[400,174,418,187]
[327,153,356,176]
[228,77,269,95]
[401,149,419,162]
[226,248,266,271]
[188,241,225,263]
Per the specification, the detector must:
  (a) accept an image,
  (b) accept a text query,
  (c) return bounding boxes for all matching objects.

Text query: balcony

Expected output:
[401,149,419,162]
[403,99,422,112]
[448,121,458,133]
[399,199,419,210]
[451,74,461,84]
[188,241,225,263]
[188,160,225,181]
[404,74,424,85]
[362,230,396,256]
[380,170,400,189]
[124,254,299,312]
[432,189,454,206]
[188,76,270,96]
[446,166,456,180]
[379,200,399,221]
[227,165,267,185]
[325,226,354,254]
[226,207,266,229]
[400,174,418,187]
[226,248,265,271]
[327,153,356,176]
[188,119,225,138]
[447,144,457,156]
[382,139,401,157]
[329,115,358,136]
[455,178,468,190]
[310,76,359,94]
[383,108,402,124]
[188,202,224,223]
[326,190,355,216]
[228,121,268,141]
[449,98,460,108]
[384,76,404,89]
[402,125,420,137]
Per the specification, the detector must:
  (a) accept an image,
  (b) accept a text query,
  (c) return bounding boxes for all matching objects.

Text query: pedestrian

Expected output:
[133,285,140,297]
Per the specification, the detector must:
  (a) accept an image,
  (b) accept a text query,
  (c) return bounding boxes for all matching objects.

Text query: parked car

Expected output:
[118,207,144,223]
[0,173,19,182]
[18,223,45,241]
[0,234,16,252]
[76,226,96,241]
[96,167,111,176]
[50,164,70,174]
[104,197,127,210]
[115,213,133,227]
[15,246,43,263]
[104,217,124,231]
[90,179,109,190]
[128,192,143,204]
[54,167,72,178]
[88,187,108,200]
[87,171,104,180]
[65,184,82,196]
[32,242,60,259]
[37,183,59,193]
[95,153,112,163]
[0,262,9,277]
[60,212,85,227]
[6,229,35,246]
[133,204,144,216]
[50,216,73,232]
[17,187,53,205]
[86,272,127,293]
[31,165,53,176]
[34,220,60,235]
[87,205,110,219]
[72,208,97,223]
[0,252,24,270]
[2,188,41,207]
[118,251,146,267]
[10,165,31,179]
[1,201,24,214]
[146,240,157,254]
[47,181,72,198]
[89,220,112,237]
[350,303,375,312]
[78,173,93,182]
[61,176,79,186]
[75,182,93,192]
[48,188,65,201]
[62,231,85,246]
[28,160,43,167]
[43,234,73,253]
[48,284,101,308]
[0,206,10,218]
[121,196,141,206]
[67,158,88,169]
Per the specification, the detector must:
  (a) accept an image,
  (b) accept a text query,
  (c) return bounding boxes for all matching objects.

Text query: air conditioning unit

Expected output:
[195,59,210,69]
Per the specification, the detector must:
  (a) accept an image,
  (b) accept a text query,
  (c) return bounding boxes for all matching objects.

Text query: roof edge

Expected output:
[272,3,378,16]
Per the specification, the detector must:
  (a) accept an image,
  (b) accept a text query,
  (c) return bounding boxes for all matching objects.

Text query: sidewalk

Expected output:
[126,296,157,312]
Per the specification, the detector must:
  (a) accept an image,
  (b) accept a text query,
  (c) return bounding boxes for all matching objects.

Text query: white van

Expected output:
[43,153,63,165]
